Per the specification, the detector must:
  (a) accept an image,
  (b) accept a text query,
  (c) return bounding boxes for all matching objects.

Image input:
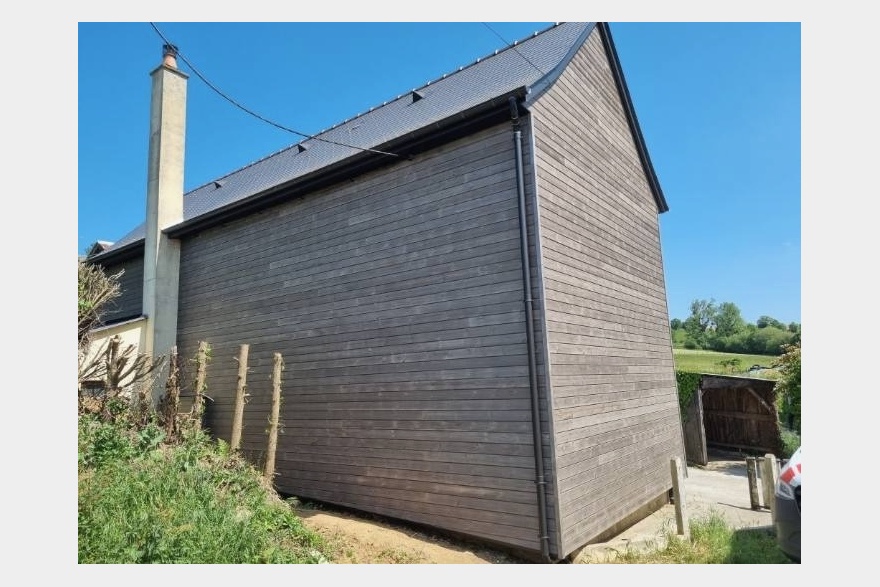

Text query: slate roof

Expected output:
[93,22,663,261]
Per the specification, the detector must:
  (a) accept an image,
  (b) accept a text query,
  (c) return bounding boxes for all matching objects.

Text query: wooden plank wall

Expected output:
[529,28,685,556]
[175,122,558,555]
[700,376,782,456]
[99,256,144,322]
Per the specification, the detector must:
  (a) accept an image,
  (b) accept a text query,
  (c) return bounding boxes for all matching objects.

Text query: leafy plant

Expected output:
[773,342,801,434]
[78,414,330,563]
[780,428,800,459]
[675,371,702,417]
[716,358,742,374]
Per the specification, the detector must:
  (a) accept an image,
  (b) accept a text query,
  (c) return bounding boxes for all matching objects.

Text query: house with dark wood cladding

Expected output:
[87,22,685,561]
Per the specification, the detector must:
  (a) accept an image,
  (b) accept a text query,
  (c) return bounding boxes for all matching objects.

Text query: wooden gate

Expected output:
[700,375,782,456]
[683,387,708,465]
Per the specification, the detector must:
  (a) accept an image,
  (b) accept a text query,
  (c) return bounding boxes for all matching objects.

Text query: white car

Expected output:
[774,447,801,562]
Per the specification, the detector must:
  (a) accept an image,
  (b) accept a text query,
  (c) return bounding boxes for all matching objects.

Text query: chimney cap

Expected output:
[162,44,179,68]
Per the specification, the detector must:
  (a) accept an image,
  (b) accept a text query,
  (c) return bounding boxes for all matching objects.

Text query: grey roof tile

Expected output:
[103,22,593,254]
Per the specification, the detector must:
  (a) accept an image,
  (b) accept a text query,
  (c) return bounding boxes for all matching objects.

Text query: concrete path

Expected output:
[573,452,774,562]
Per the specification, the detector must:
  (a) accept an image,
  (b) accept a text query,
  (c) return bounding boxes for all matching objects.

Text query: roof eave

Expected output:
[164,86,529,240]
[87,238,145,266]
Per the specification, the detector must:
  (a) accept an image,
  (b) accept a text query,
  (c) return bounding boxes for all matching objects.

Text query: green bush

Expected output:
[780,428,800,459]
[774,342,801,435]
[78,415,328,563]
[675,371,702,417]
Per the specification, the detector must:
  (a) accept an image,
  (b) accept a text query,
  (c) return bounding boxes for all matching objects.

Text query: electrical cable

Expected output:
[148,22,399,158]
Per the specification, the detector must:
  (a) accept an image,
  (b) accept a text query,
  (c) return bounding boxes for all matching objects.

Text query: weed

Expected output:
[588,512,793,564]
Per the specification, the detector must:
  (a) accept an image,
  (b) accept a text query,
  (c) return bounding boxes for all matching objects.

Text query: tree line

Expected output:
[670,299,800,356]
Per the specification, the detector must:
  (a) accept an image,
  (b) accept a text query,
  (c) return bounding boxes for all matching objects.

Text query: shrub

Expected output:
[773,342,801,435]
[780,428,800,459]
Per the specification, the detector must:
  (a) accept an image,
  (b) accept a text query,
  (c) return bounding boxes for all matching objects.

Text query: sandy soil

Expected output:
[294,502,527,564]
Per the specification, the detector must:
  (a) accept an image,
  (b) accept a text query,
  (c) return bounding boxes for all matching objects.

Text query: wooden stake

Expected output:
[161,345,181,438]
[762,453,780,519]
[746,456,761,510]
[670,456,689,537]
[264,352,284,482]
[192,341,209,422]
[230,344,250,451]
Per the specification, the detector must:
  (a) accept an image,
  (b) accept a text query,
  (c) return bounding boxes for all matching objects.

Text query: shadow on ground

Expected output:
[726,526,793,564]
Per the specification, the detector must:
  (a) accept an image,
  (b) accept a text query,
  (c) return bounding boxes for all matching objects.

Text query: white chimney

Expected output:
[142,43,187,406]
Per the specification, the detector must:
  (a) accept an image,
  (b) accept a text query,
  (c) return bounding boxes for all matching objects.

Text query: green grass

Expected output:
[601,512,793,564]
[673,348,780,376]
[78,412,331,563]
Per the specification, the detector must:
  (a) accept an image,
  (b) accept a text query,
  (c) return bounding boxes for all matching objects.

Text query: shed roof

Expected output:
[92,22,665,263]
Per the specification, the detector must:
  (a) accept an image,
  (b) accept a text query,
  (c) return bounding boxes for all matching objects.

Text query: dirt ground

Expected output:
[292,450,771,564]
[294,502,527,564]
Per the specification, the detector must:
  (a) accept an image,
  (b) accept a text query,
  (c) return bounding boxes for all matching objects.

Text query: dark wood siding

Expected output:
[530,29,684,556]
[176,123,557,554]
[99,256,143,322]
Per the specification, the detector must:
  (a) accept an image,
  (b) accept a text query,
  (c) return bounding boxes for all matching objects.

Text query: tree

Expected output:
[714,302,745,338]
[78,260,122,349]
[773,341,801,434]
[757,315,785,330]
[670,318,682,330]
[688,298,717,332]
[78,261,163,415]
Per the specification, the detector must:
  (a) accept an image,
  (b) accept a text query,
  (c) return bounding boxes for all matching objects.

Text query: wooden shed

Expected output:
[682,374,783,466]
[88,22,685,561]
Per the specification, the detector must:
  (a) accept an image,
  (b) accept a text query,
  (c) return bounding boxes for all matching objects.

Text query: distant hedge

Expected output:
[675,371,702,418]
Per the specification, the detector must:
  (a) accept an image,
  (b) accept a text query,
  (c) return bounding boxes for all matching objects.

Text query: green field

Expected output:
[672,348,780,376]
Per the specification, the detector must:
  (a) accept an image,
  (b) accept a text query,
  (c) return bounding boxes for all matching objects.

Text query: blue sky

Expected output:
[78,21,801,325]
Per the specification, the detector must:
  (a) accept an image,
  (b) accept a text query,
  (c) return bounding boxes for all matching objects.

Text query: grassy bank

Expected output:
[78,411,330,563]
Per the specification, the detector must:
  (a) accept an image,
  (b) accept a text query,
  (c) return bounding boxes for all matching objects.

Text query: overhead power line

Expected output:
[481,23,547,77]
[148,22,399,158]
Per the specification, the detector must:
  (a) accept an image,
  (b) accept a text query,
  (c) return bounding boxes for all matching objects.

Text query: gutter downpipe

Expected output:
[509,96,552,562]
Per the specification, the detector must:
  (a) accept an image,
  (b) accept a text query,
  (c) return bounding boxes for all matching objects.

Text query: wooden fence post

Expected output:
[762,453,780,519]
[670,456,689,537]
[264,352,284,482]
[746,456,761,510]
[230,344,250,451]
[192,341,209,422]
[160,345,181,438]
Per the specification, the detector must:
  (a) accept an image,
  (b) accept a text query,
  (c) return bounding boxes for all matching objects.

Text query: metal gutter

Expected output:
[510,96,552,562]
[88,88,528,264]
[165,89,528,239]
[521,105,565,559]
[91,314,147,333]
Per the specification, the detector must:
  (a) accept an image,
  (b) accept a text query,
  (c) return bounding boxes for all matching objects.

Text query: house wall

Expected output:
[175,121,559,554]
[529,28,684,556]
[81,317,146,388]
[98,256,144,322]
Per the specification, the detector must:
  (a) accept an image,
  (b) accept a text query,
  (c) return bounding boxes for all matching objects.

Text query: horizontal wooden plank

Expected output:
[275,487,541,550]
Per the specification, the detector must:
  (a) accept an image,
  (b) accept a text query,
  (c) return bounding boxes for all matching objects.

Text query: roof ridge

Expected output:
[184,22,564,198]
[314,22,562,136]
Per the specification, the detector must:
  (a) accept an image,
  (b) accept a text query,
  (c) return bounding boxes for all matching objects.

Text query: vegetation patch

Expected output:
[672,349,780,376]
[78,410,330,564]
[589,512,793,564]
